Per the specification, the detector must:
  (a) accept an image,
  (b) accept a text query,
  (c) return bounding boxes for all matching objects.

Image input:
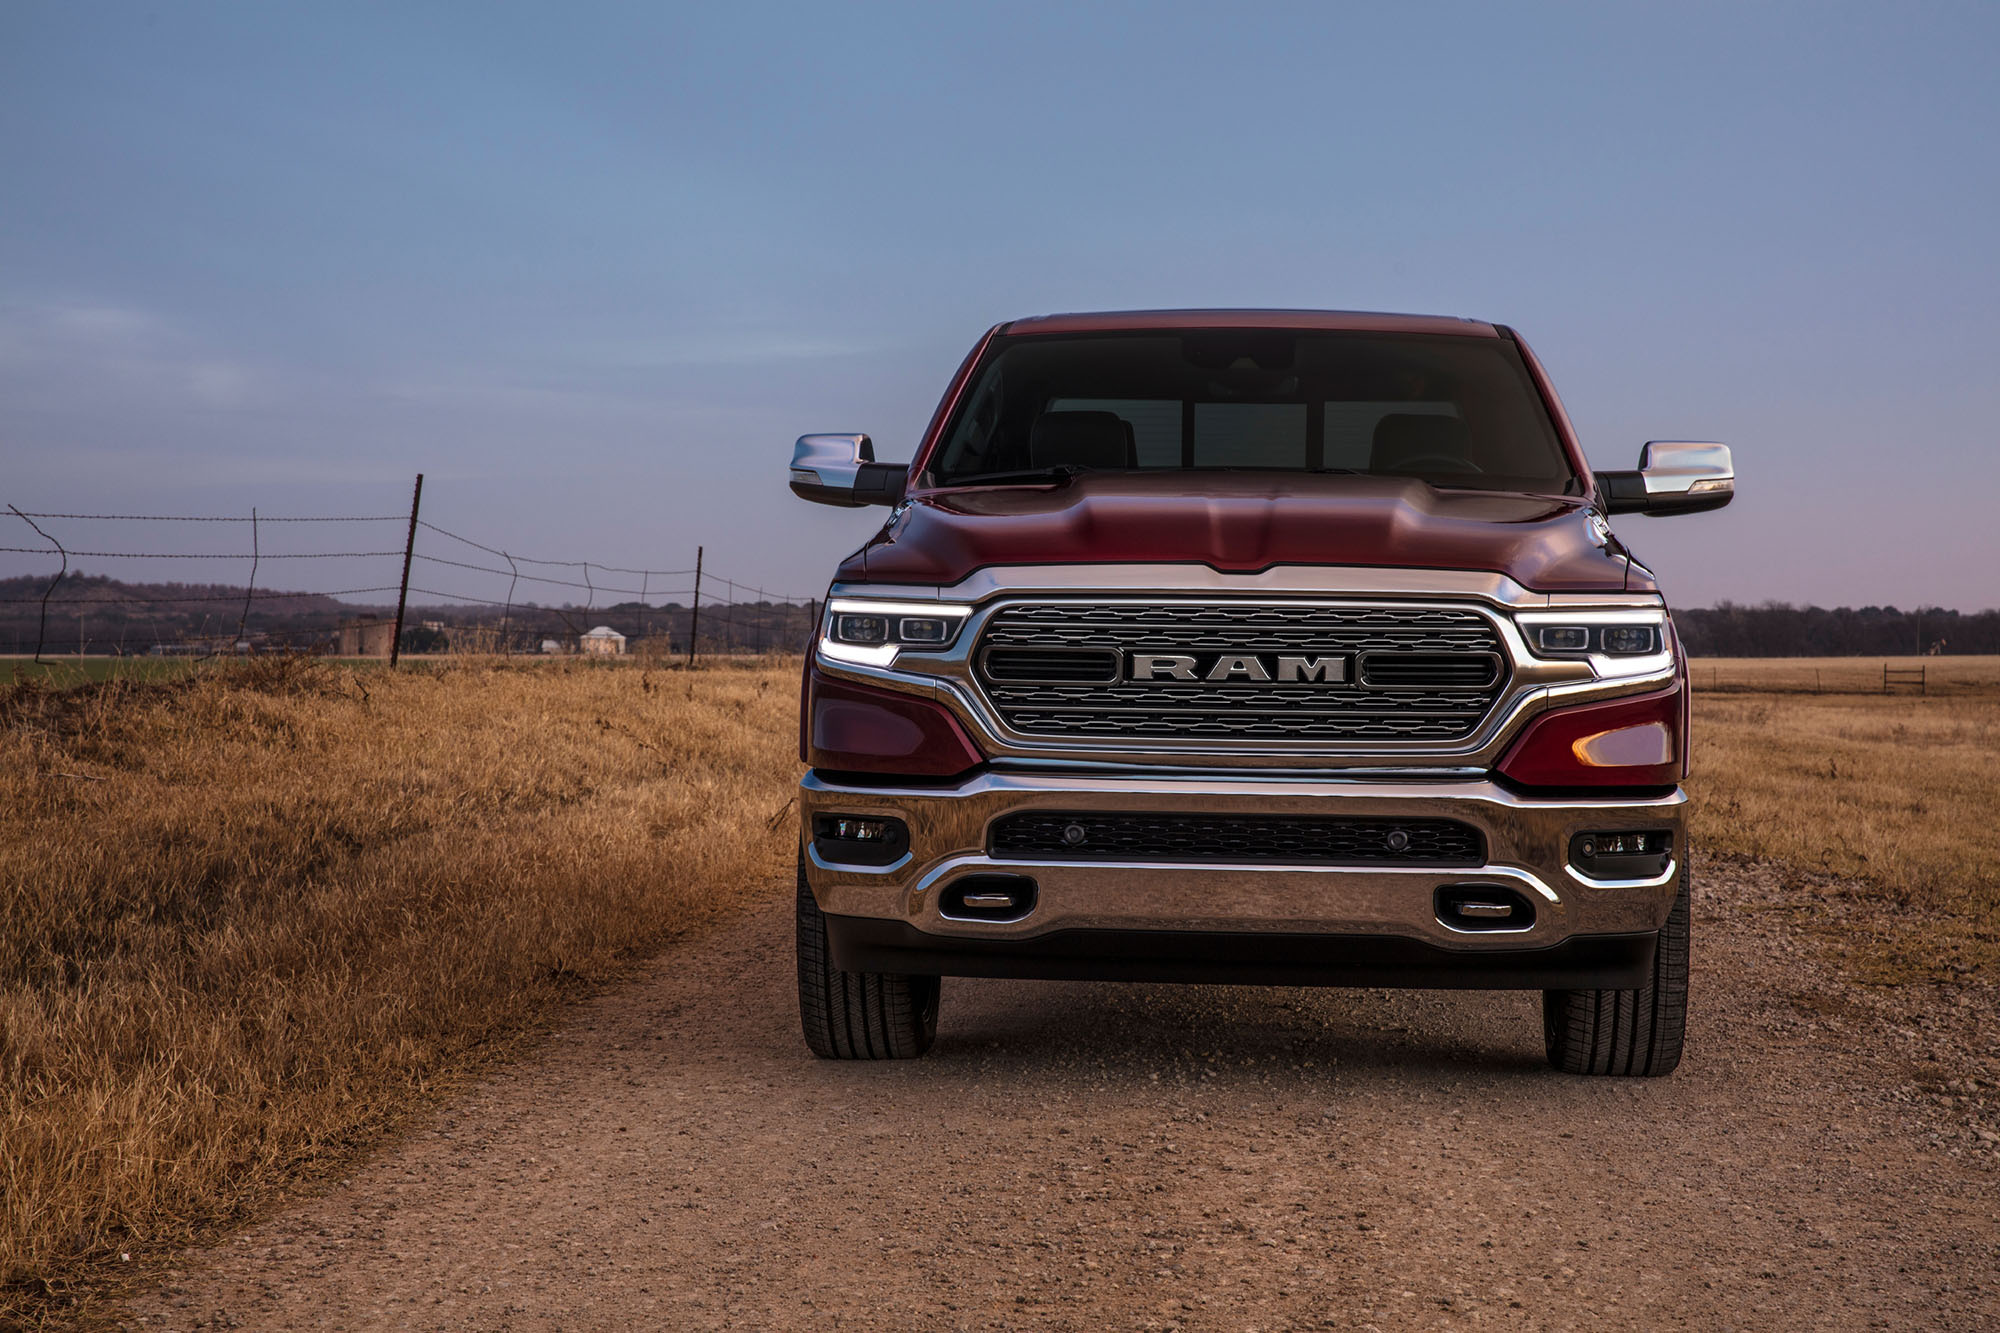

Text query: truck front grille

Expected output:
[972,601,1508,744]
[990,811,1485,865]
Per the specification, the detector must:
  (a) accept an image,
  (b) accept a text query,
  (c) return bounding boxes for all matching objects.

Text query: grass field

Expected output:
[0,652,765,689]
[0,655,800,1321]
[4,652,1996,1323]
[1688,656,2000,982]
[1690,654,2000,696]
[2,657,206,687]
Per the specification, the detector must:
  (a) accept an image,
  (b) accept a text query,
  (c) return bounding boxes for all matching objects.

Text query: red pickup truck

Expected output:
[788,310,1733,1076]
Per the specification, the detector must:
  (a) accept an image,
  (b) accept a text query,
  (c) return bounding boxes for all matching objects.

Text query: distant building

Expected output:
[580,625,627,657]
[540,638,567,655]
[337,616,395,657]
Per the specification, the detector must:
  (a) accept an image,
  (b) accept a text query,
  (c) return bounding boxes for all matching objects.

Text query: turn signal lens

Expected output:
[806,668,984,777]
[1497,687,1683,788]
[1572,721,1673,767]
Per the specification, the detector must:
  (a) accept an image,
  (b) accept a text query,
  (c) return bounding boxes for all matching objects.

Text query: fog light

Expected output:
[811,813,911,866]
[1569,829,1673,880]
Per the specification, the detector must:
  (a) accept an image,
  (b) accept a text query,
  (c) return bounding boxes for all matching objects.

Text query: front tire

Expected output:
[796,853,940,1059]
[1542,864,1691,1076]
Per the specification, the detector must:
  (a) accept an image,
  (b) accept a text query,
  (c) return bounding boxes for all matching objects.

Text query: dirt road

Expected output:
[123,855,1999,1332]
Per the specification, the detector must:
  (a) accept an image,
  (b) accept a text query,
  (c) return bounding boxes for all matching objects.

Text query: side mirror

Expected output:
[1594,441,1733,517]
[789,434,909,508]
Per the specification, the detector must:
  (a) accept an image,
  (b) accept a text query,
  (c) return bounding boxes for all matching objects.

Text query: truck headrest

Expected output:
[1029,411,1136,470]
[1370,413,1472,474]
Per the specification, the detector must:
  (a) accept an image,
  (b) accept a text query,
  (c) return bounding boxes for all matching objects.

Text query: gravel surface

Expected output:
[122,854,1999,1331]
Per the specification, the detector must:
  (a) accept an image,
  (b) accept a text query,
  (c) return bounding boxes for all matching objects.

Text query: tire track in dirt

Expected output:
[123,855,1999,1331]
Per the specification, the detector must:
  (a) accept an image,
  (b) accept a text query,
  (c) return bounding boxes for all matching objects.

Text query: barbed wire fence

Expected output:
[2,476,821,666]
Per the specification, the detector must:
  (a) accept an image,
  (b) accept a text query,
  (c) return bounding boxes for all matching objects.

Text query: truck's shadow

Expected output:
[912,977,1550,1081]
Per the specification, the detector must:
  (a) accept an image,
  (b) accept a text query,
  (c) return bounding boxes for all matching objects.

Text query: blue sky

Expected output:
[3,1,1996,610]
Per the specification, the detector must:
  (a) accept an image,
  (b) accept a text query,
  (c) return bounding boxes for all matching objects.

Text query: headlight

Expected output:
[1515,608,1671,675]
[1532,623,1658,656]
[821,598,971,666]
[834,614,890,644]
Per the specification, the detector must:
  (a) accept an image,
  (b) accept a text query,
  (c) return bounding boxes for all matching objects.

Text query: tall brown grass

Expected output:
[0,656,800,1321]
[8,651,1996,1321]
[1688,657,2000,981]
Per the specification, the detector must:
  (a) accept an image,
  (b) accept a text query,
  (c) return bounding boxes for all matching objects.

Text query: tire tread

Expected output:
[1543,864,1691,1077]
[796,855,939,1060]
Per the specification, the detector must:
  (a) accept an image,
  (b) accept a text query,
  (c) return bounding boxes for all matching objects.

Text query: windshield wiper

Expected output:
[941,464,1088,487]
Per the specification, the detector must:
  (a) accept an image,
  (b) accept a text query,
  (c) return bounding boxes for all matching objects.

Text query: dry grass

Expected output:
[0,655,800,1323]
[8,649,1997,1322]
[1688,657,2000,982]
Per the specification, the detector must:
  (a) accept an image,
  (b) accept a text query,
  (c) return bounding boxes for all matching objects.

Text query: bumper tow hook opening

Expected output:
[1436,884,1536,932]
[941,875,1038,923]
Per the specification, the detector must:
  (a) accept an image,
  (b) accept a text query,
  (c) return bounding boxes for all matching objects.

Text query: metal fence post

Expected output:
[7,504,66,664]
[390,474,424,667]
[236,507,259,650]
[687,545,703,667]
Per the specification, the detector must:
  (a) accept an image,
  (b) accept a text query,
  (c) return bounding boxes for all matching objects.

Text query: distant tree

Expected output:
[1675,603,2000,656]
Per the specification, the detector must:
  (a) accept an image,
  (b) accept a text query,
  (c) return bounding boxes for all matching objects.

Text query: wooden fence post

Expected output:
[687,545,703,668]
[390,474,423,667]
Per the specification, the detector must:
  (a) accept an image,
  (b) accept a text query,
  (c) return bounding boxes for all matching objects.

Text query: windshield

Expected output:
[927,331,1577,494]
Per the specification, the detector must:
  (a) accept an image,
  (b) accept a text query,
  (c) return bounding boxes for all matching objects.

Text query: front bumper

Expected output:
[800,769,1685,989]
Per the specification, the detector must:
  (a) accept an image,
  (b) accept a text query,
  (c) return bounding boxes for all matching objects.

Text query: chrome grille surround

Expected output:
[815,568,1676,770]
[974,602,1507,743]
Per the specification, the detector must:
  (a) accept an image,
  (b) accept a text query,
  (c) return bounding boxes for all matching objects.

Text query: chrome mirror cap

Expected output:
[1638,441,1733,499]
[791,434,874,508]
[1595,441,1733,517]
[789,434,909,508]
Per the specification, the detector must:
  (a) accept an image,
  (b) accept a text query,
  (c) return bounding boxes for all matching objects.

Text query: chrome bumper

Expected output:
[800,769,1684,956]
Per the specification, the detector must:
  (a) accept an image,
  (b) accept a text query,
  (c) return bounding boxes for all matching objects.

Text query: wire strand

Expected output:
[0,547,404,559]
[6,512,404,522]
[0,586,404,606]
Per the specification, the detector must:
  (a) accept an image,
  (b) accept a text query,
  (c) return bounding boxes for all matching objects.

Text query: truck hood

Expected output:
[839,471,1641,593]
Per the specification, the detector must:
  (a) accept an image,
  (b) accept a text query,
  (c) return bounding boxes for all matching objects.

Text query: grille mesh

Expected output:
[973,602,1507,743]
[990,811,1485,865]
